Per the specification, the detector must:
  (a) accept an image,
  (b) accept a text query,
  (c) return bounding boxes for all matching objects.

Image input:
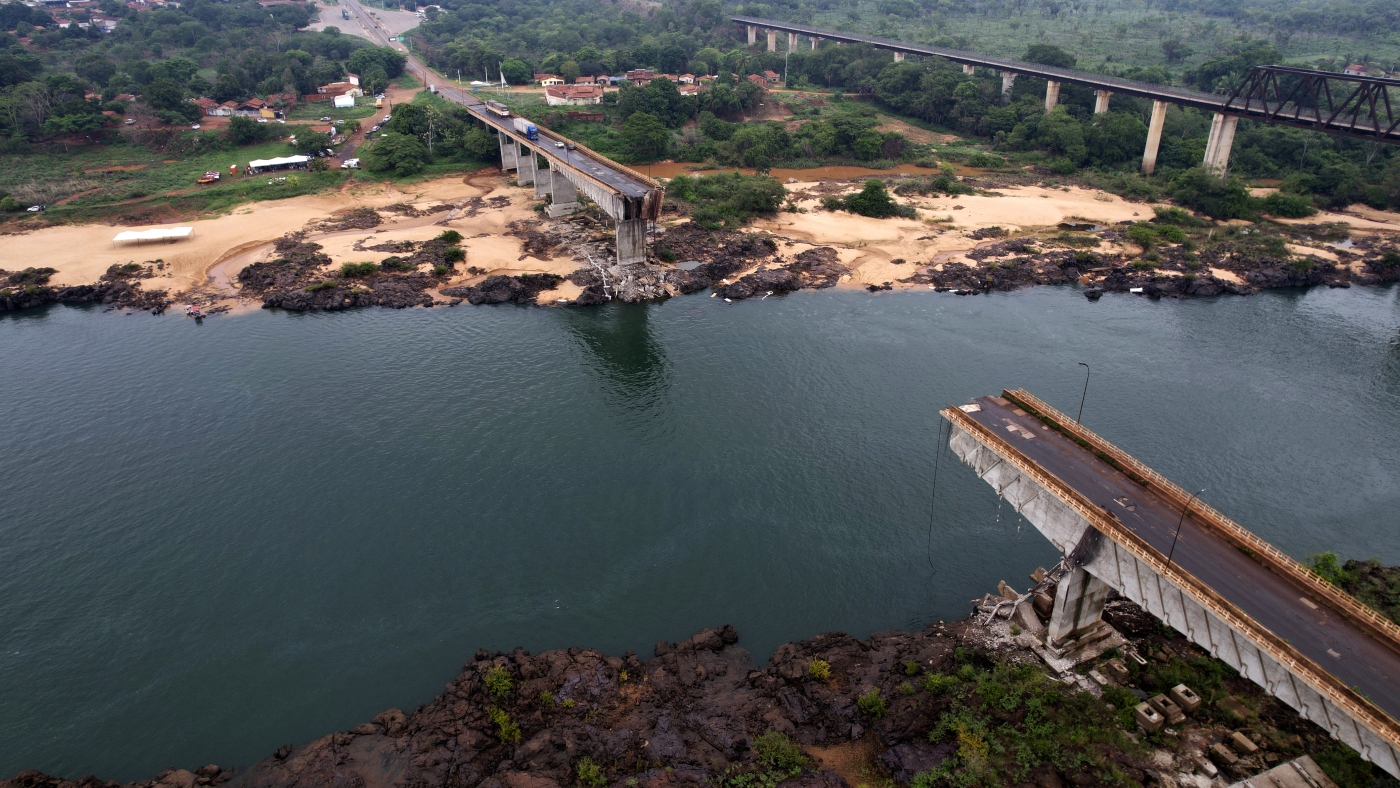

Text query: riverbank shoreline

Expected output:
[5,584,1388,788]
[3,171,1399,317]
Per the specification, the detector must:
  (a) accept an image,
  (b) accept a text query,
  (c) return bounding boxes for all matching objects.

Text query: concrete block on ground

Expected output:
[998,580,1020,601]
[1030,566,1048,584]
[1170,684,1201,712]
[1088,669,1109,687]
[1149,693,1186,724]
[1230,731,1259,755]
[1104,658,1130,683]
[1210,743,1240,767]
[1134,702,1164,733]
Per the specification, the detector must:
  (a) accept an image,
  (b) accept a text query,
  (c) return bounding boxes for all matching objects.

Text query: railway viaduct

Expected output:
[736,16,1400,177]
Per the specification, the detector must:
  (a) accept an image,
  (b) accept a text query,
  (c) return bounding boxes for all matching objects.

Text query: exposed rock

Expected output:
[443,274,563,305]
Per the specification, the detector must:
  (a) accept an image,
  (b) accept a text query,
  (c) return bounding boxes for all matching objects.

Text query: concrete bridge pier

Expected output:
[1203,113,1239,175]
[767,29,777,52]
[534,158,550,199]
[1094,90,1112,114]
[747,25,756,45]
[547,169,579,218]
[1141,100,1168,175]
[616,219,647,265]
[1044,80,1060,112]
[515,144,536,186]
[893,51,904,62]
[962,64,975,75]
[1046,566,1113,651]
[1000,71,1016,101]
[498,133,518,171]
[788,32,798,51]
[811,36,819,50]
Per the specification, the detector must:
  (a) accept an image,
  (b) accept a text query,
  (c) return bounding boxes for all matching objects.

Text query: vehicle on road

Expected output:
[320,116,331,121]
[27,204,44,212]
[124,118,135,125]
[513,117,538,140]
[554,141,565,148]
[485,100,510,117]
[341,158,360,169]
[341,8,349,18]
[197,171,221,184]
[191,124,200,130]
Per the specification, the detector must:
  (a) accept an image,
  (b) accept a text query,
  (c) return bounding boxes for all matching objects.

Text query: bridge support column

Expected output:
[1000,71,1016,102]
[767,29,776,52]
[547,169,579,218]
[1141,100,1168,175]
[498,132,518,171]
[962,64,975,75]
[1093,90,1111,114]
[515,144,535,186]
[1046,566,1111,650]
[893,51,904,62]
[788,32,798,51]
[616,218,647,265]
[747,25,756,45]
[1044,80,1060,112]
[811,36,819,50]
[1203,112,1239,176]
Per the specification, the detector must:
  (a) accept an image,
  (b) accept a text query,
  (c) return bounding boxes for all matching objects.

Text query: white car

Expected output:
[124,118,135,125]
[27,204,44,212]
[257,118,268,123]
[191,124,200,130]
[554,141,565,148]
[320,116,331,121]
[341,158,360,169]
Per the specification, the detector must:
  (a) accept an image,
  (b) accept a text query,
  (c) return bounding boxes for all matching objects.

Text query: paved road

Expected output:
[962,395,1400,722]
[340,0,655,201]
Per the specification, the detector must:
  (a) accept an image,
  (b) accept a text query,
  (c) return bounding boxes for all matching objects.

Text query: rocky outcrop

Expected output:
[0,263,169,313]
[443,274,563,305]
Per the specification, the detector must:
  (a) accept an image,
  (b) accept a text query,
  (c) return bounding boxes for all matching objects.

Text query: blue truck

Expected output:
[512,117,538,141]
[341,8,350,19]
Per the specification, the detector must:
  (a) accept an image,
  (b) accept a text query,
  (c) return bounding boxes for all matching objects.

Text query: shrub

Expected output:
[444,246,465,262]
[1126,223,1157,250]
[380,256,415,272]
[904,659,921,676]
[305,280,337,292]
[922,671,958,694]
[1151,206,1209,227]
[827,180,917,219]
[808,659,831,681]
[857,689,887,718]
[671,171,787,229]
[340,261,379,278]
[484,666,513,699]
[899,682,917,695]
[576,756,607,788]
[1262,191,1317,218]
[437,229,463,243]
[539,691,556,708]
[488,706,521,743]
[1170,168,1254,220]
[433,264,449,276]
[753,730,807,773]
[1380,250,1400,270]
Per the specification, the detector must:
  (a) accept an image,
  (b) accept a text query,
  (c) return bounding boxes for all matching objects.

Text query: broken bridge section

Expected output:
[941,390,1400,780]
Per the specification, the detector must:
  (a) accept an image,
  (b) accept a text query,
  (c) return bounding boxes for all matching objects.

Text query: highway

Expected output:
[959,394,1400,723]
[339,0,658,202]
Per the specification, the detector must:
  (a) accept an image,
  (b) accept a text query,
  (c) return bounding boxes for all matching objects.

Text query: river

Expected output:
[2,286,1398,781]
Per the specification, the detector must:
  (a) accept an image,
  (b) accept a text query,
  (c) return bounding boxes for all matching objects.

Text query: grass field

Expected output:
[285,102,380,122]
[0,137,349,222]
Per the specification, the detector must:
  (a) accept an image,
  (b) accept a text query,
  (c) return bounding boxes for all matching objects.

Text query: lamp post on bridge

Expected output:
[1166,488,1207,572]
[1076,362,1090,424]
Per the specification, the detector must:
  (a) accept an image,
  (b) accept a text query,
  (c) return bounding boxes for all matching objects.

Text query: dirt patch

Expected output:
[806,739,884,788]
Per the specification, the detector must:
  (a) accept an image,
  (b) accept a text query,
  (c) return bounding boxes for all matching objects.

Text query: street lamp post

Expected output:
[1165,488,1207,572]
[1076,362,1090,424]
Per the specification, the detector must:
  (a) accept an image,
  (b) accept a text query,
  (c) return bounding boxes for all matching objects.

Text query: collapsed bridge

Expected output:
[941,391,1400,779]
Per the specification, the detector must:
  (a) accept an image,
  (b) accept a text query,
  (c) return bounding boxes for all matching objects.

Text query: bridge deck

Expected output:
[960,394,1400,722]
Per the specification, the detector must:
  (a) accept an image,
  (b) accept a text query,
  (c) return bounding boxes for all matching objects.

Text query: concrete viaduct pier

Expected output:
[941,390,1400,779]
[736,15,1400,177]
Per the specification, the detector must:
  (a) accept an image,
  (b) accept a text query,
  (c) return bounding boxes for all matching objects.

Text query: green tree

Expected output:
[363,131,429,175]
[500,58,531,85]
[292,130,333,155]
[227,115,273,144]
[621,111,669,162]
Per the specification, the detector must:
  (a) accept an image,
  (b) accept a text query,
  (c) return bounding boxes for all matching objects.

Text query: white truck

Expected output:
[512,116,538,140]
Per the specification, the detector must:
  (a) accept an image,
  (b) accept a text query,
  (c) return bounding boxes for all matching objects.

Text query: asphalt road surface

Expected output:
[963,395,1400,722]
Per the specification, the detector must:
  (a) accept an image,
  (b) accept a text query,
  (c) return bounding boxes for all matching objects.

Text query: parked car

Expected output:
[320,116,331,121]
[124,118,135,125]
[375,93,385,99]
[191,124,200,130]
[27,204,44,212]
[257,118,269,123]
[341,158,360,169]
[382,115,391,122]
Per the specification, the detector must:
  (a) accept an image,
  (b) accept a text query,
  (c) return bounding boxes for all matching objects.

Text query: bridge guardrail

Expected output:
[941,403,1400,753]
[1002,388,1400,654]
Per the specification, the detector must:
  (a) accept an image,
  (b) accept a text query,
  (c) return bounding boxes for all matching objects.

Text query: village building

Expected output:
[544,84,603,106]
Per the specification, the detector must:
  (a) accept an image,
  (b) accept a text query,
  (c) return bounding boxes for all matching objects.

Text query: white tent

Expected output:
[113,227,193,245]
[247,155,311,172]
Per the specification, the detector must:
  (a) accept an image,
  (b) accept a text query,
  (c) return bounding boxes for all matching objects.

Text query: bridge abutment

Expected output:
[1203,113,1239,176]
[1044,80,1060,112]
[616,218,647,265]
[1142,100,1168,175]
[1094,90,1112,114]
